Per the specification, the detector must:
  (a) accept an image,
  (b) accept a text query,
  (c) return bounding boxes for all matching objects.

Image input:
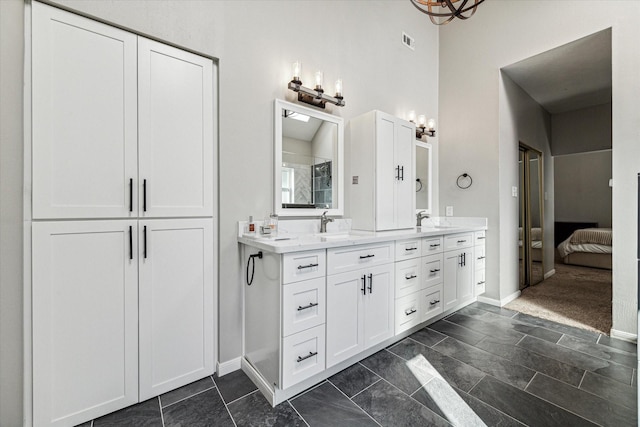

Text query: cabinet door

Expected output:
[138,219,215,399]
[458,249,474,303]
[326,271,365,368]
[375,114,396,230]
[363,264,395,348]
[32,2,138,219]
[394,120,415,229]
[32,220,138,427]
[443,249,474,312]
[138,38,214,217]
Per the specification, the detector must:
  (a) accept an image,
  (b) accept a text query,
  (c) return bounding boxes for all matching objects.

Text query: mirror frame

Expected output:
[415,140,433,215]
[274,99,344,217]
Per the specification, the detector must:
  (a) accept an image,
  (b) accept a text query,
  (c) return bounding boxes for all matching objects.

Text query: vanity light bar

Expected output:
[408,111,436,139]
[288,61,345,109]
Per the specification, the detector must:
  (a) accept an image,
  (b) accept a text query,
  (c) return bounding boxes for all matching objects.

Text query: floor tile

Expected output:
[160,376,215,407]
[290,382,377,427]
[513,312,600,341]
[93,398,162,427]
[214,369,258,403]
[446,313,525,344]
[475,337,585,386]
[389,338,485,392]
[526,373,637,427]
[468,301,518,317]
[634,370,638,388]
[227,391,306,427]
[75,423,91,427]
[408,326,447,347]
[470,375,598,426]
[453,386,526,427]
[579,371,637,411]
[352,379,451,427]
[428,319,486,345]
[558,334,637,368]
[328,363,381,398]
[433,337,535,389]
[411,378,485,426]
[598,334,638,354]
[163,388,234,427]
[360,349,433,395]
[518,335,634,385]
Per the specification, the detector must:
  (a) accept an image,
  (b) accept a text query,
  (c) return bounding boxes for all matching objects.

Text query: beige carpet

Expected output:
[505,262,612,335]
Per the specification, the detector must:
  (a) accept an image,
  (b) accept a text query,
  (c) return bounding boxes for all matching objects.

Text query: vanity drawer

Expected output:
[443,233,473,251]
[281,324,325,388]
[422,287,443,322]
[422,236,443,254]
[395,238,421,260]
[282,277,326,337]
[395,258,421,298]
[327,242,394,275]
[422,253,443,289]
[474,230,486,245]
[395,292,421,334]
[474,245,486,271]
[283,250,326,284]
[475,269,486,296]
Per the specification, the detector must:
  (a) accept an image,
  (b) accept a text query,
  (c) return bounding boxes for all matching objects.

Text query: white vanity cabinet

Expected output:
[326,242,395,368]
[474,230,487,296]
[443,233,475,312]
[350,110,415,231]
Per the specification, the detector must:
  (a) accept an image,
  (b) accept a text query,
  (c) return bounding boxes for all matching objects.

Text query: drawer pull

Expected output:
[477,256,486,260]
[297,263,319,270]
[297,302,319,311]
[359,254,375,259]
[457,240,467,243]
[361,275,367,295]
[429,243,441,248]
[296,351,318,363]
[477,236,486,240]
[367,273,373,293]
[405,274,417,280]
[405,308,417,316]
[405,247,418,252]
[429,268,440,273]
[477,280,486,285]
[430,299,441,306]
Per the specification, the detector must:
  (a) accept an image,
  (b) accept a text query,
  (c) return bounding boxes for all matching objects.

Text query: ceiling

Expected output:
[501,29,611,114]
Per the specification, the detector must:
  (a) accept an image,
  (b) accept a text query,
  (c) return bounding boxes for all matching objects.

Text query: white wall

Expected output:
[0,2,439,424]
[551,103,612,155]
[439,1,640,336]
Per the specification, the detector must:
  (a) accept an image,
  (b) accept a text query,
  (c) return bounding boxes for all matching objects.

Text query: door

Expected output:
[138,219,214,399]
[32,2,138,219]
[363,264,395,348]
[326,270,365,367]
[375,113,396,230]
[138,38,214,218]
[519,144,544,288]
[394,120,415,228]
[32,220,138,427]
[443,248,473,311]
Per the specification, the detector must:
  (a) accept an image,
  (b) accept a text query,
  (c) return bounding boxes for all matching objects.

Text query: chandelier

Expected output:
[410,0,485,25]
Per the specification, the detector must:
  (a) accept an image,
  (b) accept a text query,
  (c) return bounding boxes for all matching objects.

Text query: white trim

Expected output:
[477,290,521,307]
[217,357,242,377]
[544,268,556,279]
[610,328,637,343]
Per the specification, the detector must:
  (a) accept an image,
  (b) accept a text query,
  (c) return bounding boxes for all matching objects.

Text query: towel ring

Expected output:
[456,173,472,189]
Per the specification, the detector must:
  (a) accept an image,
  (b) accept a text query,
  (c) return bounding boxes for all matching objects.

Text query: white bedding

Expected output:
[557,236,612,258]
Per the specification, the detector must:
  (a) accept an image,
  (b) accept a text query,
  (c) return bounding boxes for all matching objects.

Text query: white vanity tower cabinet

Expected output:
[350,110,416,231]
[30,3,215,426]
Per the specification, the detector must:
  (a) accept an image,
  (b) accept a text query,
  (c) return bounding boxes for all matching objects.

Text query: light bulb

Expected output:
[292,61,302,82]
[315,71,324,90]
[408,110,416,123]
[417,115,427,128]
[427,118,436,131]
[335,79,343,97]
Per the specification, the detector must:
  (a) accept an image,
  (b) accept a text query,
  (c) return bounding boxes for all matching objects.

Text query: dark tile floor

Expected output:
[77,302,637,426]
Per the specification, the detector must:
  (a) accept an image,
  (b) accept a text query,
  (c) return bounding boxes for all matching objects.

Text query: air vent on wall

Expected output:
[402,32,415,50]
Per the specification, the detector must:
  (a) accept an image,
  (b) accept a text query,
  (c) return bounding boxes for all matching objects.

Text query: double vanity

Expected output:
[238,217,487,405]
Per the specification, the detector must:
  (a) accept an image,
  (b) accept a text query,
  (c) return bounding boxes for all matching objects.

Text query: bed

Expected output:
[557,228,612,269]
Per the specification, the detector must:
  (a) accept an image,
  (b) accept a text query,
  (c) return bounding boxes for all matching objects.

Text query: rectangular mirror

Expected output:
[415,140,432,214]
[274,99,344,217]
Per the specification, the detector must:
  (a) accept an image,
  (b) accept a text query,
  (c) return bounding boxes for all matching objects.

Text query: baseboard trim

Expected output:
[477,290,521,307]
[610,329,638,343]
[217,357,242,377]
[544,269,556,279]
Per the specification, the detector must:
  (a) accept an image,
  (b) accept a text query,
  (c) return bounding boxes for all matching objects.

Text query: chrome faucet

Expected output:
[416,210,430,227]
[319,211,334,233]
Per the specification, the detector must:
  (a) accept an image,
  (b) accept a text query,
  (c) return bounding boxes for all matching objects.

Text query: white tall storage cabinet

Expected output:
[31,3,216,426]
[350,110,415,231]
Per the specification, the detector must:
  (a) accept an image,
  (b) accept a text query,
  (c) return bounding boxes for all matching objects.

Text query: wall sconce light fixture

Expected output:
[408,111,436,139]
[288,61,345,109]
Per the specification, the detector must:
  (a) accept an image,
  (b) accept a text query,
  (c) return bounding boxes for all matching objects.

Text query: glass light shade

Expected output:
[417,115,427,127]
[335,79,343,97]
[292,61,302,82]
[427,118,436,131]
[315,71,324,89]
[408,110,416,123]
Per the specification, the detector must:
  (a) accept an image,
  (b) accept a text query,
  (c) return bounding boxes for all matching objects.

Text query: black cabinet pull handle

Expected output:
[429,243,441,248]
[477,256,486,260]
[297,263,319,270]
[395,165,400,180]
[405,308,417,316]
[143,225,147,259]
[430,268,440,273]
[129,178,133,212]
[430,299,440,306]
[361,275,367,295]
[477,280,486,285]
[459,254,463,267]
[405,274,417,280]
[405,247,417,252]
[143,179,147,212]
[128,226,133,260]
[477,236,486,240]
[457,240,467,243]
[462,252,466,266]
[400,165,404,181]
[359,254,375,259]
[297,302,319,311]
[296,351,318,363]
[367,273,373,293]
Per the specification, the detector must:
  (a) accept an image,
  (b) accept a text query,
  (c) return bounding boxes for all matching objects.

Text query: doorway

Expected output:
[519,143,544,289]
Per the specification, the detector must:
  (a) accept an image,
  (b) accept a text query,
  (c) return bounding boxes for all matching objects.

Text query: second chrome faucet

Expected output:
[320,211,334,233]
